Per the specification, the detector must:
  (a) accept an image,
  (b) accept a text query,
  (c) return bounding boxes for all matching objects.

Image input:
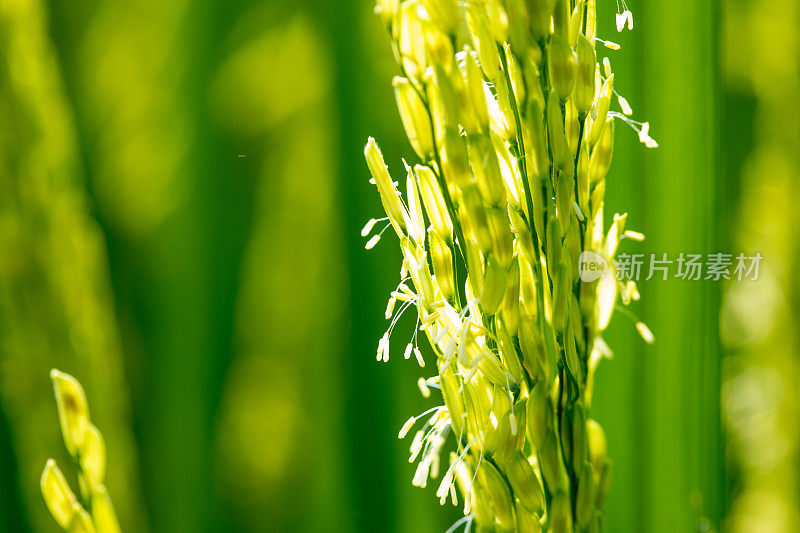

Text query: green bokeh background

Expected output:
[0,0,794,531]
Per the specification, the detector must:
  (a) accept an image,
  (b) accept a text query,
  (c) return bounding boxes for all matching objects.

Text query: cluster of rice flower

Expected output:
[363,0,654,530]
[41,370,122,533]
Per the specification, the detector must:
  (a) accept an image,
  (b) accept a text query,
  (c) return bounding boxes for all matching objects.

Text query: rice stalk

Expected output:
[0,1,145,529]
[720,0,800,530]
[363,1,654,530]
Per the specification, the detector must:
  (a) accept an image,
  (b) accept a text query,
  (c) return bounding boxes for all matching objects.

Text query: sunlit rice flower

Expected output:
[363,1,654,530]
[42,371,122,533]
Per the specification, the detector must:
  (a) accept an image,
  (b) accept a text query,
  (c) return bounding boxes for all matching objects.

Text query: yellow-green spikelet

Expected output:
[363,1,651,530]
[42,371,122,533]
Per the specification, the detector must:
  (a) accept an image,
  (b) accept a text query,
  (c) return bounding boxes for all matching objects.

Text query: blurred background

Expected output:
[0,0,797,531]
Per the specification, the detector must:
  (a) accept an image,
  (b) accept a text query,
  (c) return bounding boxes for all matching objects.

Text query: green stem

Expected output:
[496,43,560,373]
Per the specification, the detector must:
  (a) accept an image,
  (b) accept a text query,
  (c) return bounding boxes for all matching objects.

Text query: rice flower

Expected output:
[363,1,653,530]
[42,370,122,533]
